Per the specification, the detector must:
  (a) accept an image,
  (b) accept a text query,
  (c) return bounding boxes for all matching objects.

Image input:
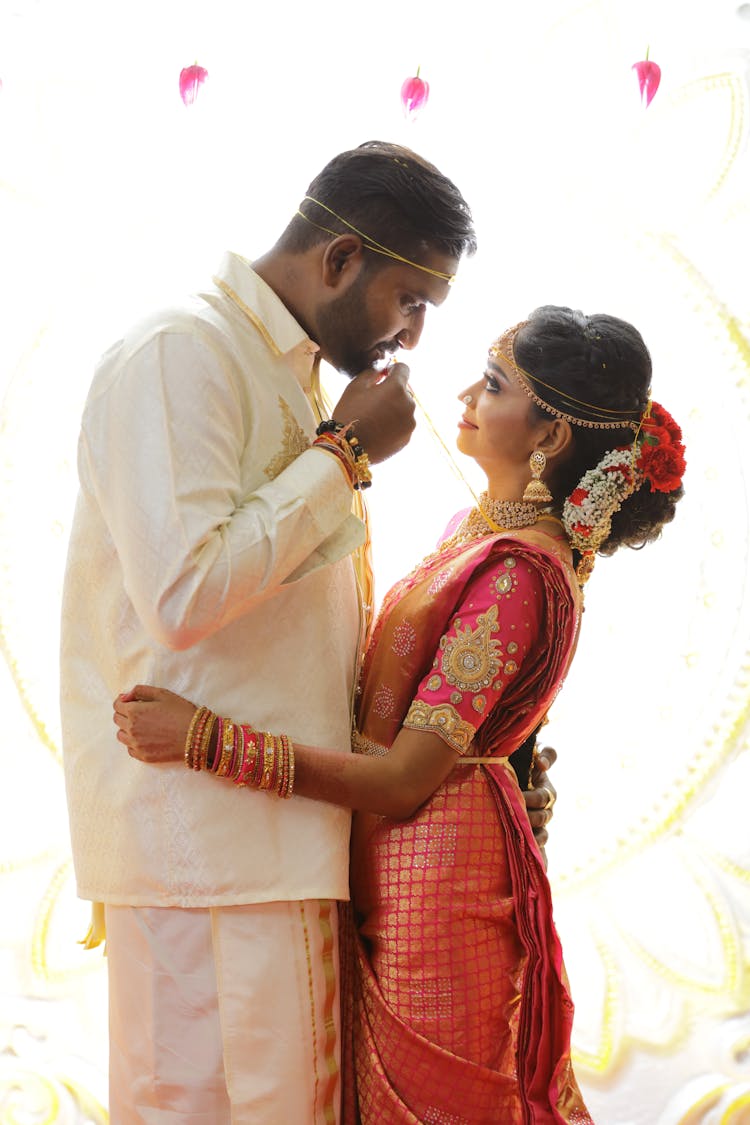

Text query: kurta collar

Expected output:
[213,251,320,391]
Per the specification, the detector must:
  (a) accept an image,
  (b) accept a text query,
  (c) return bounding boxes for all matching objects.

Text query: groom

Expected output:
[61,140,553,1123]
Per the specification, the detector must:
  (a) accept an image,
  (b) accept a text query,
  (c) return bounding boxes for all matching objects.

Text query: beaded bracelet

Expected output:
[314,419,372,490]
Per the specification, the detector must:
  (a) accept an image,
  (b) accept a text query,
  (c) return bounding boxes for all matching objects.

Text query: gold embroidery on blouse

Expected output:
[264,397,311,479]
[404,700,476,754]
[495,573,513,595]
[441,603,502,692]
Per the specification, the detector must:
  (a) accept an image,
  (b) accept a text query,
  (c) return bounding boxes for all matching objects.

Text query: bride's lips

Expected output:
[458,415,478,429]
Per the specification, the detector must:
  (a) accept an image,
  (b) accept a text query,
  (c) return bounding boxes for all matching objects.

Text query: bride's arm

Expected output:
[114,685,457,820]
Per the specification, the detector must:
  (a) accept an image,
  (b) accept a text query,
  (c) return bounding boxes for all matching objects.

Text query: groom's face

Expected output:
[315,252,456,378]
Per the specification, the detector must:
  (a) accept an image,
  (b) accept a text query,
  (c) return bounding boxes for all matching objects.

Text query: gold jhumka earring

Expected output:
[522,450,553,504]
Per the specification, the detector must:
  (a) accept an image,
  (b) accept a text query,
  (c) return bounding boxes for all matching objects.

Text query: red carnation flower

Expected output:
[640,443,686,492]
[569,488,589,505]
[648,402,682,443]
[639,422,670,448]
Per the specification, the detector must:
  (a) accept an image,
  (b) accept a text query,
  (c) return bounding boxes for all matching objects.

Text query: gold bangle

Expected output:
[281,737,295,799]
[217,719,235,777]
[185,706,208,769]
[258,734,275,791]
[198,712,217,772]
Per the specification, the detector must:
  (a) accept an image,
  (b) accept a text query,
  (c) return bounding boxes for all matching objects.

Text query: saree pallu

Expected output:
[343,530,593,1124]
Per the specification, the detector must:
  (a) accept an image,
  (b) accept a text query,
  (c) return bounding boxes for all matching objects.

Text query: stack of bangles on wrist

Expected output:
[313,419,372,490]
[184,706,295,799]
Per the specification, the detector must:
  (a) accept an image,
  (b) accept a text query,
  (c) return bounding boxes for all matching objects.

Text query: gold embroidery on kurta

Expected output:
[264,397,311,479]
[440,603,502,691]
[404,700,475,754]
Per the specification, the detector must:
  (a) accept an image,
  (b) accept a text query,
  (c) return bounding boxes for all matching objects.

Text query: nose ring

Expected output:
[462,394,473,405]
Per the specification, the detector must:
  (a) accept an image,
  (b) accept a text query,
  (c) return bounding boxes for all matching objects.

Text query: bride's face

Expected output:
[456,352,550,485]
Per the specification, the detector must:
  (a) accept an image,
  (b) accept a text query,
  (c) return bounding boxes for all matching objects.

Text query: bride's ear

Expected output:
[536,418,573,466]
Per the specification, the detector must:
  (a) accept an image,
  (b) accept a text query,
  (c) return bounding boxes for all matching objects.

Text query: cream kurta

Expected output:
[61,251,363,906]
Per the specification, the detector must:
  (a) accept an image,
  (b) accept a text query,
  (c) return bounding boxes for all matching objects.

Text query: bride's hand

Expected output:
[113,685,197,763]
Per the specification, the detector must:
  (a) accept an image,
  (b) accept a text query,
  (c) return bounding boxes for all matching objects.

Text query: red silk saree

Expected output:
[341,525,593,1124]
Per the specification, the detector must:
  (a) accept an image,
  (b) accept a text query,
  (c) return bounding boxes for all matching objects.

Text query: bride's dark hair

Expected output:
[515,306,683,555]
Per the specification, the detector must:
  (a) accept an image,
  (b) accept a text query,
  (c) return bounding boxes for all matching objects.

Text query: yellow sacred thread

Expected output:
[408,386,480,507]
[299,196,456,283]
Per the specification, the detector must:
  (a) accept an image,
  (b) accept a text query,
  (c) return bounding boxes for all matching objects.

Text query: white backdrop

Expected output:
[1,0,749,1121]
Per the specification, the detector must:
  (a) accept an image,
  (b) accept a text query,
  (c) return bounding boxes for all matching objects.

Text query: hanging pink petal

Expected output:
[632,58,661,108]
[179,63,209,106]
[401,69,429,120]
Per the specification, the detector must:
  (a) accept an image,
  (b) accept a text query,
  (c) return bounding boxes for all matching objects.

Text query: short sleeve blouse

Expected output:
[402,550,545,754]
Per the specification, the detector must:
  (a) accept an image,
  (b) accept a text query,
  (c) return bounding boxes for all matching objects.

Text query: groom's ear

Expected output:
[320,235,365,291]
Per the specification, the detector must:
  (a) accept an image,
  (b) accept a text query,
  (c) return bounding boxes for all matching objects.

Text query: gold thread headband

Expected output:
[490,322,644,432]
[296,196,456,284]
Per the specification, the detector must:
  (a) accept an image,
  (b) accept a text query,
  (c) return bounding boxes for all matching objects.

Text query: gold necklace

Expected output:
[436,493,539,553]
[477,492,543,532]
[402,496,568,587]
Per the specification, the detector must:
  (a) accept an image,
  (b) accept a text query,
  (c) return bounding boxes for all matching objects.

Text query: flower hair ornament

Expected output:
[562,402,687,585]
[489,324,686,587]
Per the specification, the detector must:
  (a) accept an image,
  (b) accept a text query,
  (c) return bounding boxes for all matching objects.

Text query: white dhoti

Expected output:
[105,900,341,1125]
